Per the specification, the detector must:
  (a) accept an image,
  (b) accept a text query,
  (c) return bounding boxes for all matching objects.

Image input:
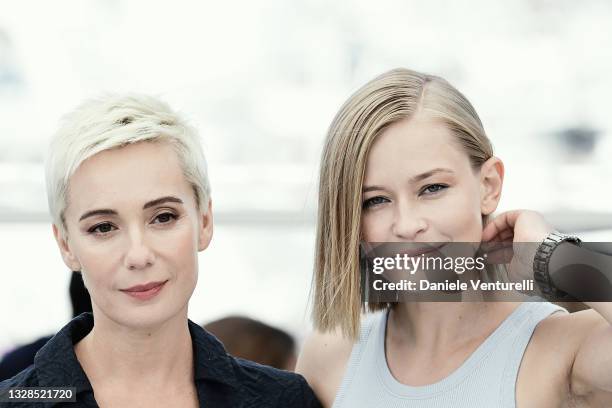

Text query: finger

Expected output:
[487,229,514,243]
[500,229,514,241]
[482,216,509,242]
[481,241,514,264]
[482,210,523,242]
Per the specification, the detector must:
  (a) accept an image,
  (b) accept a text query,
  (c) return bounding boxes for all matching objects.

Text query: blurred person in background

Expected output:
[205,316,297,371]
[0,95,321,407]
[0,271,92,380]
[297,68,612,407]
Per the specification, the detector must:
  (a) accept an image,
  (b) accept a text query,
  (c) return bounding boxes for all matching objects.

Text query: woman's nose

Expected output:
[391,205,427,240]
[124,229,155,270]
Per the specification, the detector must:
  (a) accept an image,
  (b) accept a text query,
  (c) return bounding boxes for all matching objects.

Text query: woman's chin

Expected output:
[103,302,188,332]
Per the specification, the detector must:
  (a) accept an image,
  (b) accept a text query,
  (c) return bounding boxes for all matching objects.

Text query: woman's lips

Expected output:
[363,243,447,259]
[121,280,168,301]
[398,243,446,257]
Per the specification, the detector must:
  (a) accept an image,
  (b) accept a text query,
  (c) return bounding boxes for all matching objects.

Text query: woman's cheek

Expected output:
[361,211,389,242]
[447,201,483,241]
[161,224,197,258]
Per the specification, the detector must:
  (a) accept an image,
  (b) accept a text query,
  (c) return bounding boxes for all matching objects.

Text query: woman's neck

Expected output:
[388,301,517,353]
[74,307,194,391]
[384,301,519,387]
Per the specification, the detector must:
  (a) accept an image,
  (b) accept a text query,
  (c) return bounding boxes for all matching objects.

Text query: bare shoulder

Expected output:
[526,308,604,369]
[296,328,355,408]
[530,307,608,361]
[517,306,610,406]
[540,306,606,332]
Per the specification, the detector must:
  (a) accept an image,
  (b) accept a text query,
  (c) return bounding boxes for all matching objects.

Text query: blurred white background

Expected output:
[1,0,612,354]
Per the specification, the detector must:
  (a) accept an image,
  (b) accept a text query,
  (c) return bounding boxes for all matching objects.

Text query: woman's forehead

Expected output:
[66,142,193,214]
[365,118,470,179]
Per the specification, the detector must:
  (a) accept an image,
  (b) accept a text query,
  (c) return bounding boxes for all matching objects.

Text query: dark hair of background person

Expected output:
[0,272,92,380]
[204,316,297,371]
[69,271,92,317]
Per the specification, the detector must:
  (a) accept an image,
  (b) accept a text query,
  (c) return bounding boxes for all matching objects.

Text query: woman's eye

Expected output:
[88,223,116,235]
[362,196,389,209]
[153,212,177,224]
[420,184,448,195]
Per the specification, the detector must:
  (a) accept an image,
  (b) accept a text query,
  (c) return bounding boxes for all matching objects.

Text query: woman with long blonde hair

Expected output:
[296,68,612,407]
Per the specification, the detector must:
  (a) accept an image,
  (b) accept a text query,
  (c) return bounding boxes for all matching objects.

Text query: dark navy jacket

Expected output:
[0,335,53,381]
[0,313,321,407]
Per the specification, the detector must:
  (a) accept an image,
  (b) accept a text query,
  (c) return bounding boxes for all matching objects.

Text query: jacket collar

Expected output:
[34,313,241,406]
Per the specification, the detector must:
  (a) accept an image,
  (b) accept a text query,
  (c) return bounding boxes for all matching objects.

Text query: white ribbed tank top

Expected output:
[332,300,566,408]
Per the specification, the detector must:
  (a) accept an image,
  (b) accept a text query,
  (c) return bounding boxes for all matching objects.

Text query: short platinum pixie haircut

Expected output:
[45,94,211,238]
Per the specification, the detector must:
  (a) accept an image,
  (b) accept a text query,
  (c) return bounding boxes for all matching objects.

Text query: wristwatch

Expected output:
[533,231,582,299]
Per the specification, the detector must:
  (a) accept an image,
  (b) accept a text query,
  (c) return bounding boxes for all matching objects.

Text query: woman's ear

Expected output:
[52,224,82,271]
[480,156,504,216]
[198,200,214,252]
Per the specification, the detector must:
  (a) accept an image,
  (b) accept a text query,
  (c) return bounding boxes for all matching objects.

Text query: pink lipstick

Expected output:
[121,280,167,301]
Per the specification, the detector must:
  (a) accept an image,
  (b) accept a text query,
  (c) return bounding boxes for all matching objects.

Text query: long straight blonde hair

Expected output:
[313,68,495,339]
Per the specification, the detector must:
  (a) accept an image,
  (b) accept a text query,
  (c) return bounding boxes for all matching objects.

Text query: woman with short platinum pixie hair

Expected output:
[0,94,321,408]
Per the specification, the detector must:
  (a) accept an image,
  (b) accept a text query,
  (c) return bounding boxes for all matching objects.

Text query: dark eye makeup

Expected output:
[419,183,448,195]
[362,183,449,210]
[362,196,390,210]
[86,211,178,235]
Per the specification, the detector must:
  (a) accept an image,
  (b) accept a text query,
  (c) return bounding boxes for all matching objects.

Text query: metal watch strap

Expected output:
[533,231,582,299]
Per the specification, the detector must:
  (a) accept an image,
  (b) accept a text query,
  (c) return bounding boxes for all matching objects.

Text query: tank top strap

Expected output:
[332,311,384,407]
[499,300,568,406]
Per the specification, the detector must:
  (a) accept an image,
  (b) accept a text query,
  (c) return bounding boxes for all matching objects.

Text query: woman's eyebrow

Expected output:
[142,196,184,209]
[362,185,385,193]
[410,167,454,183]
[79,196,184,221]
[79,209,117,222]
[362,168,455,193]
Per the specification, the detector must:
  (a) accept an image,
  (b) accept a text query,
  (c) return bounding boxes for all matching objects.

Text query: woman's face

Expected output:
[54,141,212,329]
[361,115,502,244]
